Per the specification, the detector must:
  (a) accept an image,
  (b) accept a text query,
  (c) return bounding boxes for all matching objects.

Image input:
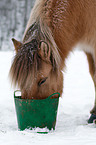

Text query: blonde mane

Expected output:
[23,0,61,69]
[23,0,51,35]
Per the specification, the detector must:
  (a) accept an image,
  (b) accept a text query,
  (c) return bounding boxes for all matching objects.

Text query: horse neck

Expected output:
[48,0,96,62]
[23,0,96,69]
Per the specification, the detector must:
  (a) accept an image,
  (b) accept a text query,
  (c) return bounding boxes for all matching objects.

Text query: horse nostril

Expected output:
[38,77,48,86]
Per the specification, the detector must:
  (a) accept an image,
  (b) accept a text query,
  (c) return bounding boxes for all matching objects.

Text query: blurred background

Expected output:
[0,0,35,50]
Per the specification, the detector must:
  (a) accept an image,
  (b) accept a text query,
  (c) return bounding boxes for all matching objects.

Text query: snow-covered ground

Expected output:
[0,50,96,145]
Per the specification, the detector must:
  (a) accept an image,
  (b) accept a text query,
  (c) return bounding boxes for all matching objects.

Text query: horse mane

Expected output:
[23,0,52,36]
[23,0,61,68]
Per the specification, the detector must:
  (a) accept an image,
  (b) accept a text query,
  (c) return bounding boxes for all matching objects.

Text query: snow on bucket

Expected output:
[14,91,60,132]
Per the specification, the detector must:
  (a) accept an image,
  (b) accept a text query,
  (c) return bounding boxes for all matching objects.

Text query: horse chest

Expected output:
[76,41,96,61]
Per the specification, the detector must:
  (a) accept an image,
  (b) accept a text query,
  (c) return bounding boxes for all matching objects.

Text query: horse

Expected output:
[10,0,96,121]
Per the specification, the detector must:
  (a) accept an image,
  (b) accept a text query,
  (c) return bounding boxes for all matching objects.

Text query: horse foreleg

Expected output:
[85,52,96,123]
[88,90,96,123]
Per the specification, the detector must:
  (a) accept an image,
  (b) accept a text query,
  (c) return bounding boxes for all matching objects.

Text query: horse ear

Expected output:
[12,38,22,52]
[38,41,51,62]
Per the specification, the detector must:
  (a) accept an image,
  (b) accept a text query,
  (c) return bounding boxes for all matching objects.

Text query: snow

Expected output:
[0,50,96,145]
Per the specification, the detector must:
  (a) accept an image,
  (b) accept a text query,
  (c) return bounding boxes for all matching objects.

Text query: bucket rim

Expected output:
[14,90,60,100]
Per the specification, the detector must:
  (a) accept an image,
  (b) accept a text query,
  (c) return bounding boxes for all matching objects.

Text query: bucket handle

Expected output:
[14,90,60,99]
[48,92,60,99]
[14,90,21,98]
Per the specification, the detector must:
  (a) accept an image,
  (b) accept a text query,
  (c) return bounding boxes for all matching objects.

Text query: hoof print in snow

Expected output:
[88,114,96,124]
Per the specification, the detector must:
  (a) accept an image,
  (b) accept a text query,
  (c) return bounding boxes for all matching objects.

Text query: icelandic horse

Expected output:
[10,0,96,123]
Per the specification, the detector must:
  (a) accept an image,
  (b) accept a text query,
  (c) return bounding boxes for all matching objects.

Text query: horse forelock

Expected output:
[10,40,41,89]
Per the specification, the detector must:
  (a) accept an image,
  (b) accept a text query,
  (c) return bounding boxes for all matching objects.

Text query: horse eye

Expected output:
[38,77,47,86]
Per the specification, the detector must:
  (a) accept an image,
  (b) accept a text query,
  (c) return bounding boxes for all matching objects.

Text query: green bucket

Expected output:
[14,91,60,132]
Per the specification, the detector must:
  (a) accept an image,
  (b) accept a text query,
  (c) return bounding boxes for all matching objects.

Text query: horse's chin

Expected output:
[21,92,49,100]
[21,90,60,100]
[21,95,49,100]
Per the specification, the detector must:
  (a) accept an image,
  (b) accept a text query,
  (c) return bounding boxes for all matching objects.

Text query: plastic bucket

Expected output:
[14,91,60,131]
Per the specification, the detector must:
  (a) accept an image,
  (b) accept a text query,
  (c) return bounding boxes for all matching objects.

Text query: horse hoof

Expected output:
[88,114,96,123]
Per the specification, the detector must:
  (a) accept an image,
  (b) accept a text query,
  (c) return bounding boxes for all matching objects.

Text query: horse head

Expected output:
[10,38,63,99]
